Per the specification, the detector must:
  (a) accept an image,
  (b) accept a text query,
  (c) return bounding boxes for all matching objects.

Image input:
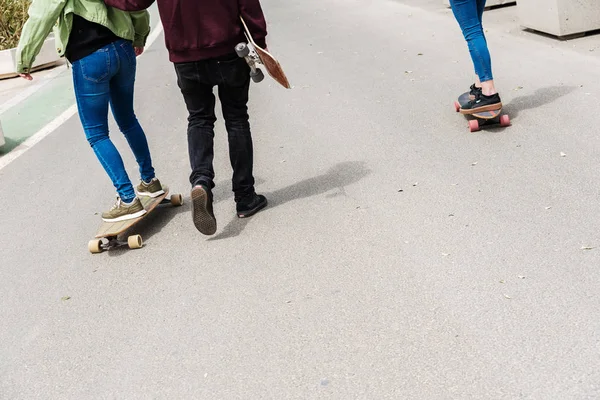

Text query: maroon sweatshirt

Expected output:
[103,0,268,63]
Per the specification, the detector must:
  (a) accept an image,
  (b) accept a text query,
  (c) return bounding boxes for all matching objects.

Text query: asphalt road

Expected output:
[1,0,600,398]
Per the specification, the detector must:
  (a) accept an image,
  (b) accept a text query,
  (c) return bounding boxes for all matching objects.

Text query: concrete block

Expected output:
[0,37,62,80]
[517,0,600,37]
[443,0,516,8]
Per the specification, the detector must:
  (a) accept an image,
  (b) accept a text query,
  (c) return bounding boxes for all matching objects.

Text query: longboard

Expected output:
[454,92,510,132]
[88,186,183,254]
[235,17,291,89]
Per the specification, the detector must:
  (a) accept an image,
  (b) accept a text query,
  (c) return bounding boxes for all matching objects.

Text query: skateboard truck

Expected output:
[88,191,183,254]
[235,43,265,83]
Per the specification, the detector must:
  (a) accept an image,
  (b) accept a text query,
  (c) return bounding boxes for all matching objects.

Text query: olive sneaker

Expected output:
[101,197,146,222]
[136,178,165,198]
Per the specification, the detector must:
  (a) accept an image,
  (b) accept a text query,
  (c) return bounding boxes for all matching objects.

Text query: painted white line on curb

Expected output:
[0,104,77,171]
[0,22,164,172]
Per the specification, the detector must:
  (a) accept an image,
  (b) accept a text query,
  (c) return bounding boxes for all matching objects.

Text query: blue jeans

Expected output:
[450,0,494,82]
[72,40,155,203]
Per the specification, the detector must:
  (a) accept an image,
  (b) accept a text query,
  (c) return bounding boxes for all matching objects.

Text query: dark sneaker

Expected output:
[101,197,146,222]
[191,184,217,235]
[460,92,502,114]
[237,193,267,218]
[469,83,482,100]
[136,178,165,198]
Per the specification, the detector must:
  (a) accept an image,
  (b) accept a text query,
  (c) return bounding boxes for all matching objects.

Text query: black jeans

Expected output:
[174,54,255,202]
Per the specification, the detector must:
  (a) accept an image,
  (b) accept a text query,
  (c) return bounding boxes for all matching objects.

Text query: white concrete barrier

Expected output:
[0,37,62,80]
[517,0,600,38]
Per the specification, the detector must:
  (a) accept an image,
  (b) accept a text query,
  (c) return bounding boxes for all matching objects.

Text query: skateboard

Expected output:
[454,92,510,132]
[235,17,291,89]
[88,186,183,254]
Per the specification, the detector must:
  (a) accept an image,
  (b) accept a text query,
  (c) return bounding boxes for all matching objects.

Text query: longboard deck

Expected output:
[240,17,291,89]
[455,92,510,132]
[95,187,169,239]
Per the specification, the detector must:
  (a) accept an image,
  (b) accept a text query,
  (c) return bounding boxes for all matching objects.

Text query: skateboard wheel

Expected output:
[468,120,480,133]
[454,101,461,113]
[170,194,184,206]
[500,114,511,127]
[235,43,250,58]
[128,235,143,249]
[251,68,264,83]
[88,239,103,254]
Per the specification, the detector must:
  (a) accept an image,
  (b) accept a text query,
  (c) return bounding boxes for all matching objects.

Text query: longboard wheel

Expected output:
[454,101,461,113]
[251,68,265,83]
[500,114,511,127]
[235,43,250,58]
[171,194,184,206]
[468,120,480,133]
[88,239,103,254]
[128,235,143,249]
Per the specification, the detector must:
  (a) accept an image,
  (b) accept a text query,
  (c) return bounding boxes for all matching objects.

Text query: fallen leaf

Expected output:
[513,86,524,91]
[61,296,71,301]
[581,246,595,250]
[398,189,404,192]
[404,70,413,74]
[545,206,552,210]
[417,53,423,56]
[499,280,505,284]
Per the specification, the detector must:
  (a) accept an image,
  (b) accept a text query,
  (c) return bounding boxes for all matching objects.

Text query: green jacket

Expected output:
[16,0,150,74]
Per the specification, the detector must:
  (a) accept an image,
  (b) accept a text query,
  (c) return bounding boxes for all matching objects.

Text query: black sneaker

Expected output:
[469,83,482,100]
[460,92,502,114]
[237,193,268,218]
[191,184,217,235]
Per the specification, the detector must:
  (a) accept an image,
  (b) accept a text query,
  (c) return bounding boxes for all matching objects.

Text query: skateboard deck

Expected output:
[236,17,291,89]
[454,92,510,132]
[88,186,183,254]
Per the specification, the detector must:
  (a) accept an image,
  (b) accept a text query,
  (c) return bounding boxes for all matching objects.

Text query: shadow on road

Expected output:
[503,85,577,119]
[107,198,188,257]
[209,161,372,241]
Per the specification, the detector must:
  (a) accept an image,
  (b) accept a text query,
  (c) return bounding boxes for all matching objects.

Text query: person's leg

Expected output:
[109,40,162,197]
[72,44,145,221]
[217,56,266,218]
[72,47,140,201]
[174,61,218,235]
[450,0,500,112]
[174,62,218,188]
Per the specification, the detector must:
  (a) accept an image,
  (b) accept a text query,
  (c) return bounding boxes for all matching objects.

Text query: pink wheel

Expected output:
[454,101,461,113]
[468,120,480,132]
[500,114,511,127]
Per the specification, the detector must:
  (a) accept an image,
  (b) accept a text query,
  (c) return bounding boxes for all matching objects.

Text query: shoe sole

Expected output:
[460,102,503,115]
[192,186,217,235]
[237,198,268,218]
[102,209,147,223]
